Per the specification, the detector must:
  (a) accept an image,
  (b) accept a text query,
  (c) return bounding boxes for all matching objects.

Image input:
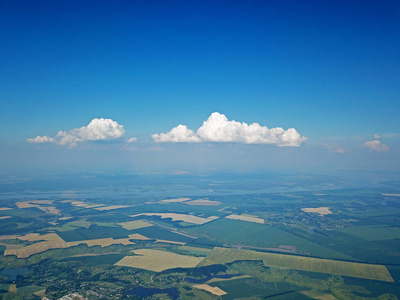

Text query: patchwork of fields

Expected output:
[199,247,394,282]
[1,181,400,299]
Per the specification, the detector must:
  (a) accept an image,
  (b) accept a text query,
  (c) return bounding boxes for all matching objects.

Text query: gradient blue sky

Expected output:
[1,0,399,172]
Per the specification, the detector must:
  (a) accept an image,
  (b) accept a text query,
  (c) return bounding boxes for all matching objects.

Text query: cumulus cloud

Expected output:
[152,125,201,143]
[27,135,54,144]
[127,137,138,143]
[152,112,307,146]
[361,140,389,152]
[27,118,125,147]
[324,144,347,153]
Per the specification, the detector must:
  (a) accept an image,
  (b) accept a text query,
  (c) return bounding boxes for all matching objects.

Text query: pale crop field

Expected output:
[154,239,186,245]
[193,284,227,296]
[18,233,65,243]
[30,200,54,204]
[225,214,264,224]
[95,205,130,211]
[37,206,61,215]
[4,235,136,258]
[128,233,151,240]
[130,213,218,225]
[301,207,332,216]
[62,200,105,208]
[16,201,38,208]
[0,216,12,220]
[0,207,12,211]
[159,197,191,203]
[199,247,394,282]
[5,241,70,258]
[115,249,204,272]
[184,199,222,206]
[118,220,153,230]
[69,238,135,248]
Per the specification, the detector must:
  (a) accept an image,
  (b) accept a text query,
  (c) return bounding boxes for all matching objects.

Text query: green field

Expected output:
[187,218,353,260]
[337,225,400,241]
[60,253,125,265]
[209,277,304,300]
[57,226,131,242]
[199,247,394,282]
[133,226,196,243]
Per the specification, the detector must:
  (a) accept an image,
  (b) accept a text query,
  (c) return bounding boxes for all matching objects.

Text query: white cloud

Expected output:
[373,134,380,140]
[152,124,201,143]
[27,135,54,144]
[127,137,138,143]
[361,140,389,152]
[27,118,125,147]
[152,112,307,146]
[324,144,347,153]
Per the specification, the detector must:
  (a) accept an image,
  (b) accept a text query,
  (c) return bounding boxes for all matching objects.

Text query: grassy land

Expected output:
[187,218,353,260]
[199,247,394,282]
[337,225,400,241]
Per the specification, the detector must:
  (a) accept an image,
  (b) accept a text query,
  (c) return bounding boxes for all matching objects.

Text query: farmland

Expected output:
[199,247,394,282]
[225,213,265,223]
[115,249,204,272]
[130,212,219,224]
[1,171,400,299]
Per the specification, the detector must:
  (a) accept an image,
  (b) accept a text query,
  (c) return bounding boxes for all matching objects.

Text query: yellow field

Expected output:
[193,284,227,296]
[130,213,218,225]
[37,206,61,214]
[301,207,332,216]
[95,205,130,211]
[154,239,186,245]
[382,193,400,197]
[160,197,191,203]
[0,216,12,220]
[33,289,47,297]
[128,233,151,240]
[62,200,105,209]
[0,235,19,240]
[70,238,135,248]
[30,200,54,204]
[115,249,204,272]
[16,201,38,208]
[4,234,136,258]
[225,213,264,224]
[199,247,394,282]
[185,199,222,206]
[118,220,153,230]
[0,207,12,211]
[9,284,17,292]
[18,233,65,243]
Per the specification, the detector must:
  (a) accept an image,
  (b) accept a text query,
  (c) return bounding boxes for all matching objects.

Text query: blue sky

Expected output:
[1,0,399,173]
